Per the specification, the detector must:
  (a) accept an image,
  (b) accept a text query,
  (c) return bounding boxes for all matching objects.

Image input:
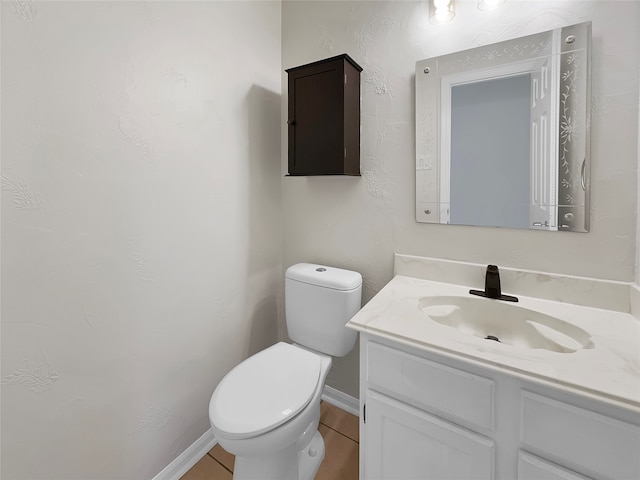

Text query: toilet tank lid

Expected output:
[285,263,362,291]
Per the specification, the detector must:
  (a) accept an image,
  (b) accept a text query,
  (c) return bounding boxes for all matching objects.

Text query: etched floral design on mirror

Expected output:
[415,22,591,232]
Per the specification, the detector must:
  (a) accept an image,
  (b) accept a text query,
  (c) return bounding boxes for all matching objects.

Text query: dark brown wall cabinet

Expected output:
[286,54,362,176]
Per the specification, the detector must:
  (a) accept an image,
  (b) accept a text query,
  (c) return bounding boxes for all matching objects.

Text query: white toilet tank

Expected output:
[285,263,362,357]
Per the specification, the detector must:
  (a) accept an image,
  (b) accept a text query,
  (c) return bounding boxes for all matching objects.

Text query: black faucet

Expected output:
[469,265,518,302]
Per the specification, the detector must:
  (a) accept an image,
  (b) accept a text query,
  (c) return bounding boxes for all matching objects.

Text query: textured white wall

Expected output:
[1,2,281,479]
[282,0,640,397]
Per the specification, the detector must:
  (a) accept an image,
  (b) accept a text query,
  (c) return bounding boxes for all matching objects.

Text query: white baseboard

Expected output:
[151,428,217,480]
[321,385,360,417]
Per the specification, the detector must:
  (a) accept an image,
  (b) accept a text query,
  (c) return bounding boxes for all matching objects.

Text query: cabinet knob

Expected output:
[287,120,296,126]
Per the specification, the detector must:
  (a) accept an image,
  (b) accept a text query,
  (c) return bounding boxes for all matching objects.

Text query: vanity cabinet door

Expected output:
[364,390,495,480]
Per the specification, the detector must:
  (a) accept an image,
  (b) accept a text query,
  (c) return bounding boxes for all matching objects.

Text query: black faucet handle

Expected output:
[469,264,519,302]
[485,265,501,298]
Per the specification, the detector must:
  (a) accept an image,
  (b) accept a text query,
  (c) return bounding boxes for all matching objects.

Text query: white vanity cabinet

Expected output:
[359,333,640,480]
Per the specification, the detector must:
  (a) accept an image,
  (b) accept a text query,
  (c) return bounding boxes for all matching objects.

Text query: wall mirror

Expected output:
[415,22,591,232]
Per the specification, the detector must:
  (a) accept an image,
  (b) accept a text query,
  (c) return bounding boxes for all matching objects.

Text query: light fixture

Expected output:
[477,0,506,11]
[429,0,455,24]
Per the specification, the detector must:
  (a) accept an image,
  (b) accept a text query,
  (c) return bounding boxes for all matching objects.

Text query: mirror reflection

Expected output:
[415,22,591,232]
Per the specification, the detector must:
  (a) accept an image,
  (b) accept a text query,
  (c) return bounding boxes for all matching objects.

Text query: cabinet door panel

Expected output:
[365,390,494,480]
[293,68,342,174]
[518,452,592,480]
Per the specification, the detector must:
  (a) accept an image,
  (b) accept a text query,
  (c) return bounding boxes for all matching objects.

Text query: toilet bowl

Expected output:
[209,343,332,480]
[209,263,362,480]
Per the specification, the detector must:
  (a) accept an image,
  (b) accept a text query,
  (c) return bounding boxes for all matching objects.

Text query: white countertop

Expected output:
[347,274,640,412]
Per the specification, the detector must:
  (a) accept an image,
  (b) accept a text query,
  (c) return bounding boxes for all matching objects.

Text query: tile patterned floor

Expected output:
[181,401,359,480]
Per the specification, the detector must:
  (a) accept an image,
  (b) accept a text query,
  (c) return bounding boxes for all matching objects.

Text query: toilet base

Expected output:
[232,430,325,480]
[298,431,325,480]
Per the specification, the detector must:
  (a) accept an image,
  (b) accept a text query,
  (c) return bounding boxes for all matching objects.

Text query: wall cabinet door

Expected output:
[364,390,495,480]
[286,54,361,176]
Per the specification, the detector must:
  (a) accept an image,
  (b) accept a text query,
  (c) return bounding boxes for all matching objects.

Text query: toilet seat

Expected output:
[210,342,322,440]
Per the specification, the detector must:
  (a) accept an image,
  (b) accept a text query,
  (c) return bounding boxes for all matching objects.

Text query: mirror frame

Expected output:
[415,22,591,232]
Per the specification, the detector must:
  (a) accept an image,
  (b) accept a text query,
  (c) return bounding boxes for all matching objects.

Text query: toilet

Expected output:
[209,263,362,480]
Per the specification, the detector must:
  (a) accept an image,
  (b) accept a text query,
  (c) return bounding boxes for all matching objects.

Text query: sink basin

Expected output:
[418,295,594,353]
